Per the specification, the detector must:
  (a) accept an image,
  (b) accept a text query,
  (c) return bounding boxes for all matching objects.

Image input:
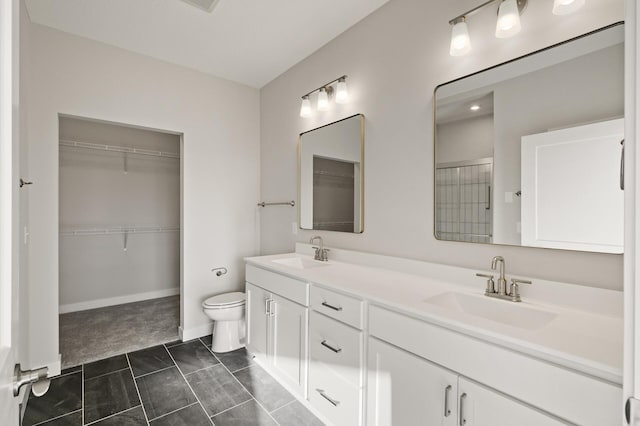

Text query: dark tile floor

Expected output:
[22,336,324,426]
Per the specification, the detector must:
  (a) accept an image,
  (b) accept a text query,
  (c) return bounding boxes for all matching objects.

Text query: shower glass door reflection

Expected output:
[435,160,493,243]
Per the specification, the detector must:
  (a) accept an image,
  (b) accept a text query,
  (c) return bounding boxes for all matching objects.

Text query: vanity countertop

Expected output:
[245,252,623,385]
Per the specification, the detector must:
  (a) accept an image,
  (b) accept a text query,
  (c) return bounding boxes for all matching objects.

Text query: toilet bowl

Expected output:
[202,292,246,353]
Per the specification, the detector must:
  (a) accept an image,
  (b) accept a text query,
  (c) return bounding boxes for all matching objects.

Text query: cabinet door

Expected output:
[458,378,566,426]
[271,294,308,396]
[246,282,270,362]
[367,337,458,426]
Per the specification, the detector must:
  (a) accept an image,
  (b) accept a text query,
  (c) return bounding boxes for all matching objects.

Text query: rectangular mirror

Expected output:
[434,23,624,254]
[299,114,364,233]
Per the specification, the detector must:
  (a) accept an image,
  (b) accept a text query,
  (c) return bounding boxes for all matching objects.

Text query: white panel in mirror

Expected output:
[434,23,624,254]
[299,114,364,233]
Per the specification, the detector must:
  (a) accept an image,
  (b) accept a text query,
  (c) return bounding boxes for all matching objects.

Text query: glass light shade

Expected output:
[495,0,521,39]
[552,0,585,15]
[335,79,349,104]
[317,88,329,111]
[300,97,311,118]
[449,21,471,56]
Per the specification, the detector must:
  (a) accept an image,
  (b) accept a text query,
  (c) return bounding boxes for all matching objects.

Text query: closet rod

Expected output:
[60,226,181,237]
[59,139,180,159]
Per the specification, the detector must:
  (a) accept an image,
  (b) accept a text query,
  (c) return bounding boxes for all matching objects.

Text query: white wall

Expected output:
[436,115,494,165]
[25,22,260,368]
[260,0,624,290]
[58,117,180,311]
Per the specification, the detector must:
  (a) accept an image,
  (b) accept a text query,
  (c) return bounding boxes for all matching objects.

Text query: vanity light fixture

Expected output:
[495,0,523,38]
[552,0,585,15]
[299,75,349,118]
[300,96,312,118]
[317,87,330,111]
[335,77,349,104]
[450,17,472,56]
[449,0,582,56]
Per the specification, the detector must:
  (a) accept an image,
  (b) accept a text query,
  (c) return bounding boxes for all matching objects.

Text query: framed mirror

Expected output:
[434,23,624,254]
[299,114,364,233]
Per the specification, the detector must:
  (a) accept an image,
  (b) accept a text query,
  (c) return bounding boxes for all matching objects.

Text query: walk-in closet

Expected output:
[58,116,181,367]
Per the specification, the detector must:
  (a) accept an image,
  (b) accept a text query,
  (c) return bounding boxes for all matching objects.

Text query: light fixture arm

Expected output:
[301,75,348,99]
[448,0,527,25]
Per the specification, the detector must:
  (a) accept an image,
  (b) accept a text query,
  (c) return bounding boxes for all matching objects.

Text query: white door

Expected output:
[0,0,22,422]
[457,378,565,426]
[245,283,269,362]
[271,294,307,395]
[366,337,458,426]
[521,118,624,253]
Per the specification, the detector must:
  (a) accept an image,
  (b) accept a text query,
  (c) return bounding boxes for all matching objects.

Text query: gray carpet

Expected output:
[59,295,180,368]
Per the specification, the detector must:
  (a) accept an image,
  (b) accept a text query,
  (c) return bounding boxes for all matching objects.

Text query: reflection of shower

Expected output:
[435,159,493,243]
[312,156,356,232]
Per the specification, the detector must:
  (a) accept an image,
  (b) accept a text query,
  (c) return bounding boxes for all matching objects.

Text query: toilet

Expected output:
[202,291,246,353]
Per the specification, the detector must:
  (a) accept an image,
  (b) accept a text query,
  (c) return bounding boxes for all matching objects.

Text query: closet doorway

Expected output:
[58,115,182,368]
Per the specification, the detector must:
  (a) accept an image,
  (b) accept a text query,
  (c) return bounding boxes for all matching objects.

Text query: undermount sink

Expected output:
[423,291,557,331]
[271,256,329,270]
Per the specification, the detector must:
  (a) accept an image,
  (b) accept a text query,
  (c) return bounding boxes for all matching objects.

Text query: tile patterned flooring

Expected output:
[23,336,324,426]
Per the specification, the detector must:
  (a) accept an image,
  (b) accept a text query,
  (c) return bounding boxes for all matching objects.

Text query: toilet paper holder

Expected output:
[211,267,228,277]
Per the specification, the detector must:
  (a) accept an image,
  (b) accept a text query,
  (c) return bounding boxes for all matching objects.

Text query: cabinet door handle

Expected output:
[459,393,467,426]
[316,389,340,407]
[269,300,275,317]
[321,301,343,311]
[321,340,342,353]
[621,139,625,190]
[265,298,270,316]
[444,385,452,417]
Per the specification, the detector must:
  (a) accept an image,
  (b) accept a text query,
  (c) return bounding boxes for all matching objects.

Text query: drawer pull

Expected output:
[265,298,270,316]
[321,301,343,311]
[316,389,340,407]
[459,393,467,426]
[320,340,342,353]
[444,385,452,417]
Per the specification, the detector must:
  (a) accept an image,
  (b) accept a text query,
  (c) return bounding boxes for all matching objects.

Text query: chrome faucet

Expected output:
[309,236,329,262]
[491,256,507,296]
[476,256,532,302]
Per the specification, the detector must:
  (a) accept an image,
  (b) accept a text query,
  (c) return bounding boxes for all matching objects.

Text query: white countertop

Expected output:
[245,251,623,385]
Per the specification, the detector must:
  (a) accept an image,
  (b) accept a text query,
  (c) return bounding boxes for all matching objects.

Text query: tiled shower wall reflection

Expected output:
[435,162,493,243]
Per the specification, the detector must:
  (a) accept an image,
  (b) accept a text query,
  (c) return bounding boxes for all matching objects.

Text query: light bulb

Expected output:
[300,96,311,118]
[495,0,522,39]
[317,87,329,111]
[450,19,471,56]
[336,78,349,104]
[552,0,584,15]
[470,105,480,111]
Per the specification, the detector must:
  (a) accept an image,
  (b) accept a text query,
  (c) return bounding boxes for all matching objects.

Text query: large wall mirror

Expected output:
[434,23,624,254]
[299,114,364,233]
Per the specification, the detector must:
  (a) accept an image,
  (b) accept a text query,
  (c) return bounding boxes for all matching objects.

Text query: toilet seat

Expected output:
[203,292,246,309]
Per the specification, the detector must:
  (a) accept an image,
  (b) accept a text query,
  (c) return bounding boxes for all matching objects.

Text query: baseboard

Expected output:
[179,322,213,342]
[59,288,180,314]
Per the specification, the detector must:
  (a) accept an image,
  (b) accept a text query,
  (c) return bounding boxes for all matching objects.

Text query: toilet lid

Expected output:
[203,292,246,307]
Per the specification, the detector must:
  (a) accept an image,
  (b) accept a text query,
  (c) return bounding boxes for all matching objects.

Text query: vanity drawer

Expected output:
[310,286,364,329]
[308,361,362,426]
[246,264,308,306]
[309,311,363,388]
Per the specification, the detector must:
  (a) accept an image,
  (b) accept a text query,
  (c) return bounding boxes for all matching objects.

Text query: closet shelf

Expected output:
[60,226,180,237]
[59,139,180,159]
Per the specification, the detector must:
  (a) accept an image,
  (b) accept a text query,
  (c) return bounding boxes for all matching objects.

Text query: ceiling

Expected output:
[436,92,494,124]
[25,0,390,88]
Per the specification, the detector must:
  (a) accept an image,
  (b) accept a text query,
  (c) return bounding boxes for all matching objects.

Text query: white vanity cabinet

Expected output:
[367,337,565,426]
[367,337,458,426]
[308,286,365,425]
[245,266,309,398]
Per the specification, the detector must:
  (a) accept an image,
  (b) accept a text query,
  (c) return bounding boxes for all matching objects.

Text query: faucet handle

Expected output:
[509,278,532,302]
[476,273,495,295]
